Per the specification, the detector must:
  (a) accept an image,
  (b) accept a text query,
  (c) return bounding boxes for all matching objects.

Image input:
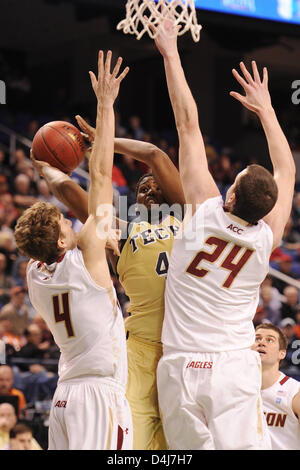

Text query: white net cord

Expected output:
[117,0,202,42]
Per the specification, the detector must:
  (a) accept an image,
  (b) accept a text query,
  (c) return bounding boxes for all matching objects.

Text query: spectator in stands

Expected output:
[0,318,23,353]
[128,115,144,140]
[0,150,12,182]
[13,324,53,372]
[280,317,297,345]
[0,402,17,449]
[0,253,14,307]
[293,305,300,340]
[253,305,268,328]
[0,175,9,196]
[7,423,42,450]
[281,215,300,253]
[0,193,18,229]
[259,285,281,325]
[0,286,29,339]
[272,254,300,294]
[12,149,27,173]
[0,405,42,450]
[0,366,26,415]
[36,179,57,205]
[13,174,38,214]
[280,285,299,320]
[13,259,27,288]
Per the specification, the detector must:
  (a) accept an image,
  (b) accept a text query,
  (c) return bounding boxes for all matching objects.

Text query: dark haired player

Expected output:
[149,16,295,450]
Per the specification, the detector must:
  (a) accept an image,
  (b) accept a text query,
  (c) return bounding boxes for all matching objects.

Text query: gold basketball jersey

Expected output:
[117,215,181,342]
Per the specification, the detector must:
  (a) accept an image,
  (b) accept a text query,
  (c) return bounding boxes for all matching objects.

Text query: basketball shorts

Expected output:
[126,334,168,450]
[157,348,271,450]
[48,377,133,450]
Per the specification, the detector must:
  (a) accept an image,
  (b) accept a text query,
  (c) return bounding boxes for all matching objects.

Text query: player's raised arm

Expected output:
[231,61,295,248]
[148,15,219,212]
[76,119,185,210]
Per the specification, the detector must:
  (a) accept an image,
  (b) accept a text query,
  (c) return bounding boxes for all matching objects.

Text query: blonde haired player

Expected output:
[14,51,132,450]
[253,323,300,450]
[148,13,296,450]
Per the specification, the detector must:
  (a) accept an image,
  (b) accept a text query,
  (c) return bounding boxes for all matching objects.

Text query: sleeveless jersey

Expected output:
[117,215,181,342]
[162,196,274,353]
[27,247,127,388]
[261,373,300,450]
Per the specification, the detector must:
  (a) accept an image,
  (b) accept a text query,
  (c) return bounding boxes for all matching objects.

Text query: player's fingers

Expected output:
[75,115,88,131]
[75,115,93,135]
[98,50,104,78]
[263,67,268,86]
[239,62,255,85]
[143,15,157,35]
[232,68,250,90]
[105,50,112,75]
[251,61,262,84]
[30,149,36,161]
[112,57,123,78]
[230,91,247,104]
[117,66,130,84]
[89,71,98,93]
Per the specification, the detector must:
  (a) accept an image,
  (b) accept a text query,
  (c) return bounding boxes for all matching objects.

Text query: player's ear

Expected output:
[279,349,286,361]
[57,238,66,249]
[227,192,236,210]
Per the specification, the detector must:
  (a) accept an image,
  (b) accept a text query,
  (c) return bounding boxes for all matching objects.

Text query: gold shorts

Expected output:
[126,334,168,450]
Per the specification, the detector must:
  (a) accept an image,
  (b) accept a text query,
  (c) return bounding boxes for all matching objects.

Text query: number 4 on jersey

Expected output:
[52,292,75,337]
[156,251,169,276]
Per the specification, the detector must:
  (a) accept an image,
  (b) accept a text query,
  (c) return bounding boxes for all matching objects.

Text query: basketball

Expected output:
[32,121,86,173]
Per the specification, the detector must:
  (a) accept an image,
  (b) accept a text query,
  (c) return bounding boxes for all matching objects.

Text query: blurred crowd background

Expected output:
[1,0,300,450]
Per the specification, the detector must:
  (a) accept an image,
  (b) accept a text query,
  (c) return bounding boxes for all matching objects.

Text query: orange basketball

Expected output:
[32,121,86,173]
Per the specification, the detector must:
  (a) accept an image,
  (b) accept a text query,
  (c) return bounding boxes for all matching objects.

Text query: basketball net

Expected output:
[117,0,202,42]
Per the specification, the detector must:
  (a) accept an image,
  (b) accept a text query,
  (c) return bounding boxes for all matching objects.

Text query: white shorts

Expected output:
[48,377,133,450]
[157,349,271,450]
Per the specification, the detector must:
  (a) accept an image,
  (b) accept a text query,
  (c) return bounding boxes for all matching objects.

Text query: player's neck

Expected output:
[226,212,251,227]
[261,364,281,390]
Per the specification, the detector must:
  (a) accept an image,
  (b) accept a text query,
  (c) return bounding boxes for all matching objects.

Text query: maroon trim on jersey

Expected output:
[117,425,124,450]
[280,375,290,386]
[57,253,66,263]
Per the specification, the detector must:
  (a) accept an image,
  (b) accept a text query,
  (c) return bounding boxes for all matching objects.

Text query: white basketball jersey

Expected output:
[163,196,273,353]
[27,247,127,388]
[261,373,300,450]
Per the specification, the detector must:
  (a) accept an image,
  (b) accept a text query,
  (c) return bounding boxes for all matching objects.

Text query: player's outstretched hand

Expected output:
[89,50,129,106]
[230,61,272,115]
[144,6,180,57]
